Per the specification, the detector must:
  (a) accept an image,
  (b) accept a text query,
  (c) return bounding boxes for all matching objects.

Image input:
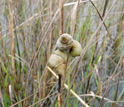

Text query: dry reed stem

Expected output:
[58,92,62,107]
[71,0,80,37]
[9,0,15,77]
[47,66,89,107]
[58,0,64,106]
[80,91,122,105]
[59,0,63,35]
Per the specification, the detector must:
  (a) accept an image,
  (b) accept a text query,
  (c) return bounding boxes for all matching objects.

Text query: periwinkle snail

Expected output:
[56,33,73,51]
[48,33,82,76]
[48,50,67,76]
[70,40,82,57]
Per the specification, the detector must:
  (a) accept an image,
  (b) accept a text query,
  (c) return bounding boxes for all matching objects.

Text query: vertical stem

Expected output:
[47,0,53,61]
[58,74,62,107]
[58,0,64,106]
[71,0,80,37]
[59,0,63,35]
[9,0,15,77]
[102,0,109,17]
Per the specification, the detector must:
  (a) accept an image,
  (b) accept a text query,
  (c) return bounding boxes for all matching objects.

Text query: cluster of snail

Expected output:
[48,33,82,76]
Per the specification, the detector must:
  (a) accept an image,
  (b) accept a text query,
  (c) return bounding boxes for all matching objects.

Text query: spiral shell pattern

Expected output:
[56,33,73,51]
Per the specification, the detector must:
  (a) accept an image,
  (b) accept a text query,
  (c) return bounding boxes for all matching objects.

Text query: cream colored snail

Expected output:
[48,33,82,76]
[56,33,82,57]
[56,33,73,51]
[48,49,67,76]
[70,40,82,57]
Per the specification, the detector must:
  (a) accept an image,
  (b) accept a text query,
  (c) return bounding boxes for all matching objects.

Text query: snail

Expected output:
[56,33,82,57]
[48,49,67,76]
[70,40,82,57]
[48,33,82,76]
[56,33,73,51]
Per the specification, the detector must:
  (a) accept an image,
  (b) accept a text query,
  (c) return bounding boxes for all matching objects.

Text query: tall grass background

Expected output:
[0,0,124,106]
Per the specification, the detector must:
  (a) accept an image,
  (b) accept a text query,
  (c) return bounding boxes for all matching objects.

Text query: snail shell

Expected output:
[53,50,67,61]
[48,50,67,76]
[70,40,82,57]
[48,54,64,68]
[56,33,73,51]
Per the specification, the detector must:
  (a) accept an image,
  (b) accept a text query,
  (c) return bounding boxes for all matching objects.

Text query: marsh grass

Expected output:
[0,0,124,107]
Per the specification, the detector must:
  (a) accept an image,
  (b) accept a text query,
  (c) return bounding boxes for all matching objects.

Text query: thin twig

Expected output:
[89,0,111,40]
[47,66,89,107]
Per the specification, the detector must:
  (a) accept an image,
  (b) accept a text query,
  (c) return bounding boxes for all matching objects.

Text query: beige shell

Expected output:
[56,33,73,51]
[70,40,82,57]
[48,54,64,69]
[48,49,68,75]
[53,50,67,61]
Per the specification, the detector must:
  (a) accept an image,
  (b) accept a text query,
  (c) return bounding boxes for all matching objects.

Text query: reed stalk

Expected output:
[9,0,15,77]
[58,0,64,106]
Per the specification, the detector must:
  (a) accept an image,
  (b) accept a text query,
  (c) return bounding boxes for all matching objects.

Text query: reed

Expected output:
[9,0,15,77]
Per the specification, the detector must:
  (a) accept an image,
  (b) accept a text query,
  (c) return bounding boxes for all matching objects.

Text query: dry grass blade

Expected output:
[71,0,80,37]
[47,66,89,107]
[80,91,122,105]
